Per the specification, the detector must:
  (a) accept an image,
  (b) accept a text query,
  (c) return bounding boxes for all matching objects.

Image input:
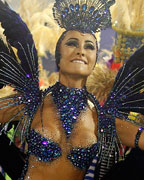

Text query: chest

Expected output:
[31,96,98,147]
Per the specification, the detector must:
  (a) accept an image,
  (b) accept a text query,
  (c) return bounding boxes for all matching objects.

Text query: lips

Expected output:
[71,59,87,64]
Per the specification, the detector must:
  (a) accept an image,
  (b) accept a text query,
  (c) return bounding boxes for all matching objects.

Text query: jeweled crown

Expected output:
[53,0,115,33]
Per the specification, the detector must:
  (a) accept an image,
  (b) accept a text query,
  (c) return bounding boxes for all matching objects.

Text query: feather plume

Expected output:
[129,0,144,31]
[110,0,131,30]
[86,64,117,103]
[111,0,144,31]
[0,1,39,78]
[105,45,144,117]
[0,86,15,98]
[0,38,18,89]
[18,0,44,27]
[18,1,64,56]
[0,0,41,143]
[29,7,64,56]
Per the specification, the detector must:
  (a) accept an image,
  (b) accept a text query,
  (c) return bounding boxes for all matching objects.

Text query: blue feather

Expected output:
[0,0,39,78]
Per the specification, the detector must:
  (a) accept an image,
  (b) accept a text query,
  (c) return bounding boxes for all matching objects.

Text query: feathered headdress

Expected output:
[53,0,115,33]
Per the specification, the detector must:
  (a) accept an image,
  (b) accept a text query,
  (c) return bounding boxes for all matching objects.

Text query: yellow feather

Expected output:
[86,64,117,103]
[111,0,144,31]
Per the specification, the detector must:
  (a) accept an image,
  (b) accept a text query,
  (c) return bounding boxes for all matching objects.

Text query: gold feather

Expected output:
[111,0,144,31]
[86,64,117,103]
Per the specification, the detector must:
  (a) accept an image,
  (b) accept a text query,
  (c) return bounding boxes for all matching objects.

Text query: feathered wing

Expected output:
[0,0,41,143]
[0,0,39,82]
[0,38,17,89]
[93,46,144,178]
[103,45,144,126]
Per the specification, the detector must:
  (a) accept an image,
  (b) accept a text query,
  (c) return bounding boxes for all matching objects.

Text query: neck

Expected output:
[59,73,87,89]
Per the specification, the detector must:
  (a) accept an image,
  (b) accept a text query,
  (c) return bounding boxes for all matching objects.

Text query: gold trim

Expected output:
[112,25,144,36]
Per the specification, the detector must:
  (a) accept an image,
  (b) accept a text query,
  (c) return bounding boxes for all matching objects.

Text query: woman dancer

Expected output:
[0,0,144,180]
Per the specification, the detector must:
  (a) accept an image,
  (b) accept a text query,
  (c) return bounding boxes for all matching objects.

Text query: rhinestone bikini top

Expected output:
[27,129,97,169]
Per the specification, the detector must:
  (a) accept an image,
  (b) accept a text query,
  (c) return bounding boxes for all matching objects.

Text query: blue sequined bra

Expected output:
[27,129,98,169]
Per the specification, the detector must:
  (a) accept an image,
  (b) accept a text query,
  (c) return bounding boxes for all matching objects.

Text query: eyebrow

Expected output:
[67,38,78,41]
[85,40,94,45]
[67,38,94,44]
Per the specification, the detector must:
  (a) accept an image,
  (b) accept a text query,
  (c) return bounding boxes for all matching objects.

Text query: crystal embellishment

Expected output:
[52,82,88,138]
[53,0,115,33]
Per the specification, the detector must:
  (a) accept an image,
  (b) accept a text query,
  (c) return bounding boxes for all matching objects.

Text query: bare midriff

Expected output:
[25,155,86,180]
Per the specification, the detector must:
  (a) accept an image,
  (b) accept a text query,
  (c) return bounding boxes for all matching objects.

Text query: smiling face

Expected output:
[58,30,97,78]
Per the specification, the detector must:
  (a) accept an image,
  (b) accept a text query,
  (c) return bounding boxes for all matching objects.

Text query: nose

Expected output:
[76,46,85,56]
[77,52,85,56]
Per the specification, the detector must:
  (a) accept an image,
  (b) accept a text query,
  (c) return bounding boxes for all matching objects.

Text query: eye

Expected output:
[65,41,78,47]
[85,44,95,50]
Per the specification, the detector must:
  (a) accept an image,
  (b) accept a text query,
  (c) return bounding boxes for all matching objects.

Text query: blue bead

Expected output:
[89,6,95,14]
[64,7,69,13]
[27,129,62,162]
[104,9,108,14]
[52,82,87,139]
[75,4,80,11]
[67,130,71,134]
[69,4,74,12]
[96,16,100,21]
[67,144,97,169]
[82,4,87,11]
[61,11,66,18]
[26,74,30,78]
[93,10,99,17]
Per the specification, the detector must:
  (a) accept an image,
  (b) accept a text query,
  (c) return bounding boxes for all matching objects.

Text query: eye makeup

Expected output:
[65,38,95,50]
[65,40,78,47]
[84,43,95,50]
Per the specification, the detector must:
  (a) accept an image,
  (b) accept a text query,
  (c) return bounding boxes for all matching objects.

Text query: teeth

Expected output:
[72,60,85,64]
